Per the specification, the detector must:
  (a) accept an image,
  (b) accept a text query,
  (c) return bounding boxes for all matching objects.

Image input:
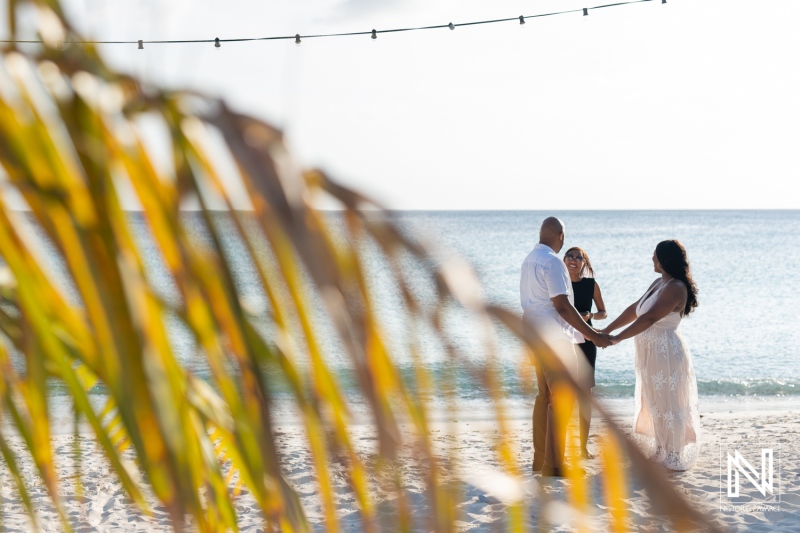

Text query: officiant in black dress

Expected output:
[563,247,607,459]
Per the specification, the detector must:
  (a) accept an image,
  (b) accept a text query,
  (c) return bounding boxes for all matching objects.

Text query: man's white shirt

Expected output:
[520,243,585,345]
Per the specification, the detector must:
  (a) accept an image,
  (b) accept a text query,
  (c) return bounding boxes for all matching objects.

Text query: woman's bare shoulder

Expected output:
[659,279,688,307]
[664,278,688,294]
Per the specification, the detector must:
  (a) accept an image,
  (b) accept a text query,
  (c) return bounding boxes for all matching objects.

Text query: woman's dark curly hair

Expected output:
[655,240,698,316]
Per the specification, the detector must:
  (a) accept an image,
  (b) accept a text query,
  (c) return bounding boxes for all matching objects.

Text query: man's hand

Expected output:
[591,331,611,348]
[552,295,606,347]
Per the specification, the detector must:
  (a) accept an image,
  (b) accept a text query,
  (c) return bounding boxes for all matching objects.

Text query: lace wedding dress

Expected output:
[632,282,700,470]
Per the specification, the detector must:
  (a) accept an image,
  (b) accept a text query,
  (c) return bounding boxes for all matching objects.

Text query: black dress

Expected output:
[572,277,597,387]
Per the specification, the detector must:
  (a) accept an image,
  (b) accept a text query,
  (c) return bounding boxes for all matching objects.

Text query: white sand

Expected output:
[1,407,798,531]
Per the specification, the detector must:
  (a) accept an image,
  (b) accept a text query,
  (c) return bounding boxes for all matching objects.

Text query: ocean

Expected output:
[390,210,800,416]
[14,210,800,425]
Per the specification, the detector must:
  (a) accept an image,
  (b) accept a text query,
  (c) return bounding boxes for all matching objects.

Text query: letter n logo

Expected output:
[727,449,773,497]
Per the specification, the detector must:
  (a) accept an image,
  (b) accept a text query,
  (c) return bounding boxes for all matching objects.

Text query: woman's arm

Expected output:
[611,281,686,343]
[602,301,637,333]
[589,281,607,321]
[601,279,659,333]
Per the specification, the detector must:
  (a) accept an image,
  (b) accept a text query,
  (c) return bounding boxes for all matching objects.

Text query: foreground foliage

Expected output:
[0,1,716,531]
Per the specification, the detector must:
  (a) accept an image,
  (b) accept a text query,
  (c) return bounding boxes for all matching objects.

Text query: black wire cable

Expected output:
[0,0,659,46]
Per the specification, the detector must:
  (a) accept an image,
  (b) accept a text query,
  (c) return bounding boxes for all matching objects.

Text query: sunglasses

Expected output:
[564,254,585,262]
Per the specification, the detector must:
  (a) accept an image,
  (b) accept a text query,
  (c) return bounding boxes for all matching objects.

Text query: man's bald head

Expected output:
[539,216,565,253]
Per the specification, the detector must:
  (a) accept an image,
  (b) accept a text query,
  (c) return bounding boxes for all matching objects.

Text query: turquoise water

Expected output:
[12,210,800,424]
[393,211,800,399]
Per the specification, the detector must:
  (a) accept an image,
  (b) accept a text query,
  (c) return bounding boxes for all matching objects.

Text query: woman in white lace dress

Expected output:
[602,240,700,471]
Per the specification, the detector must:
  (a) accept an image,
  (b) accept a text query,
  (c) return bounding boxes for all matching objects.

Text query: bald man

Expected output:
[520,217,609,476]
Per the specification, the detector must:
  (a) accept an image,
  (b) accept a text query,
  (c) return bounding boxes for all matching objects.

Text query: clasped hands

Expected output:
[590,327,620,349]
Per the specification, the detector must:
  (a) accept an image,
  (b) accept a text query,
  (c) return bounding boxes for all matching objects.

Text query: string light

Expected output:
[0,0,667,49]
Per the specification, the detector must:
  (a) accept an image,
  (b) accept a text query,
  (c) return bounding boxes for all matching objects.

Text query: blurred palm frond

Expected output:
[0,2,718,532]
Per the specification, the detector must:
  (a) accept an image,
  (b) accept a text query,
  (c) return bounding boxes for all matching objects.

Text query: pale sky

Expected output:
[6,0,800,209]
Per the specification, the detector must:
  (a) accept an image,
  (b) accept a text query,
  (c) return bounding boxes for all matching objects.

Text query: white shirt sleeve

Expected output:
[544,258,570,299]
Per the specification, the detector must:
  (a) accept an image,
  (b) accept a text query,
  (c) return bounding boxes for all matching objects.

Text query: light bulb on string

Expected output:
[2,2,671,51]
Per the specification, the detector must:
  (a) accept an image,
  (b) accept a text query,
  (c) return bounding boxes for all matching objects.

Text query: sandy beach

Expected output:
[1,404,797,532]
